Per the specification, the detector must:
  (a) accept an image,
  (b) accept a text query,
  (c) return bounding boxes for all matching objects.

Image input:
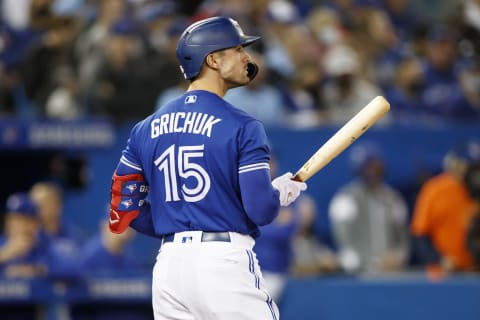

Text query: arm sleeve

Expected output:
[238,120,280,226]
[240,169,280,226]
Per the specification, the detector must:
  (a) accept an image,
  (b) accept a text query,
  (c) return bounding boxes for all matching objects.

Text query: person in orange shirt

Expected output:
[411,139,480,274]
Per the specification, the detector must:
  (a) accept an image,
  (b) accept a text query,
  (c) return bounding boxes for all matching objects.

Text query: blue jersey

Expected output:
[116,90,280,237]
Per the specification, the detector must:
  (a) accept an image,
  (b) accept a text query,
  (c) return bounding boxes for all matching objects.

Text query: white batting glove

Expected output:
[271,172,307,206]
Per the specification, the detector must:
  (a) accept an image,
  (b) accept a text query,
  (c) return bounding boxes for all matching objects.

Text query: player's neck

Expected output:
[187,76,228,98]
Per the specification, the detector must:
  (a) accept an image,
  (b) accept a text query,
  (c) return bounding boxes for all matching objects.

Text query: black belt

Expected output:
[162,231,231,243]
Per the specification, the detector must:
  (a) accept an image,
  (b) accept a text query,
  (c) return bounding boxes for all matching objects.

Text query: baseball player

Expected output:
[108,16,307,320]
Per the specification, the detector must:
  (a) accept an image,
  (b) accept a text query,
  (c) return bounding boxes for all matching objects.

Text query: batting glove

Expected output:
[271,172,308,206]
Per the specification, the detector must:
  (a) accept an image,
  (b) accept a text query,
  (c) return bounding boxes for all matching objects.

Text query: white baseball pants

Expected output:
[151,231,280,320]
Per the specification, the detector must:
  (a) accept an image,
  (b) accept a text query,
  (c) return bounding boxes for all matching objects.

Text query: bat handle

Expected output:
[291,174,303,182]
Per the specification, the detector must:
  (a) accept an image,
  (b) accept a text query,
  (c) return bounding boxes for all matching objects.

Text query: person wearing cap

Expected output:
[0,192,46,278]
[419,24,479,121]
[411,139,480,274]
[30,182,83,267]
[328,141,409,274]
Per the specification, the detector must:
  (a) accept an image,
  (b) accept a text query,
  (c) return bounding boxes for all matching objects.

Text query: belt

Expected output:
[162,231,231,244]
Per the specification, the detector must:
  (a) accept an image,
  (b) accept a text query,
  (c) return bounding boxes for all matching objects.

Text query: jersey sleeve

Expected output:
[110,122,155,236]
[238,120,271,168]
[238,120,280,226]
[116,123,143,175]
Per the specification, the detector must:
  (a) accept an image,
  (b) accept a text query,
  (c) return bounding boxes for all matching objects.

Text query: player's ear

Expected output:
[205,53,220,71]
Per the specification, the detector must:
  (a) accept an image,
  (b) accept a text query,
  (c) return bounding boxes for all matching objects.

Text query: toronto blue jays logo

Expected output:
[121,199,133,209]
[126,183,137,193]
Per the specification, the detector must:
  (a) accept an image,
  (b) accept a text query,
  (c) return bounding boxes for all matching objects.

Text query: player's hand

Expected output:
[272,172,307,206]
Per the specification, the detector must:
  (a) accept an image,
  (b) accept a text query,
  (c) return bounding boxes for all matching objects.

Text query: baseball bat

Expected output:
[292,96,390,182]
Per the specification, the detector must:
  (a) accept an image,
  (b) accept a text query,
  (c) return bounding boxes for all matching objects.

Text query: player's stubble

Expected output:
[215,46,253,89]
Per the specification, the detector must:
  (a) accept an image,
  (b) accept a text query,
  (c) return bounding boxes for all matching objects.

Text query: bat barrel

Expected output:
[292,96,390,182]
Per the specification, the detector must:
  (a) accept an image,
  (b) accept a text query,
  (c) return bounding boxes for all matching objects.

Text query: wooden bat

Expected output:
[292,96,390,182]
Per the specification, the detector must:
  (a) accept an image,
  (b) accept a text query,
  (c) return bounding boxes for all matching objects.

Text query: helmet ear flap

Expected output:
[247,62,259,81]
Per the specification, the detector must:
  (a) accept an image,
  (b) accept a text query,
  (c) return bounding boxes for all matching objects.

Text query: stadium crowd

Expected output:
[1,0,479,125]
[1,0,480,314]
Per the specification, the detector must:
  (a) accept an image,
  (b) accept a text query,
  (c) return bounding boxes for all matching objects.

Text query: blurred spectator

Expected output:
[20,0,82,116]
[357,8,410,91]
[88,17,155,123]
[459,58,480,112]
[385,57,429,124]
[45,64,83,119]
[30,181,83,262]
[449,0,480,56]
[321,44,385,125]
[329,142,409,274]
[137,1,177,53]
[306,7,345,50]
[79,219,140,273]
[0,65,33,117]
[381,0,420,42]
[73,218,149,319]
[418,24,479,121]
[324,0,365,31]
[280,59,327,128]
[0,192,45,278]
[410,0,457,23]
[291,193,340,276]
[1,0,32,30]
[225,51,288,127]
[137,3,185,109]
[411,139,480,274]
[0,21,42,116]
[75,0,127,102]
[261,0,302,83]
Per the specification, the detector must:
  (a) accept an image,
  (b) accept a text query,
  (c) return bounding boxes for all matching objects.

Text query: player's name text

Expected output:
[151,112,222,138]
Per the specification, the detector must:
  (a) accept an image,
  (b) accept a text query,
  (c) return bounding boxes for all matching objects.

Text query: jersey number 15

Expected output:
[154,144,211,202]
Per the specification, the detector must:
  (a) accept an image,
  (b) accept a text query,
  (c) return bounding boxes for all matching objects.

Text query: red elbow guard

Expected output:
[109,172,149,234]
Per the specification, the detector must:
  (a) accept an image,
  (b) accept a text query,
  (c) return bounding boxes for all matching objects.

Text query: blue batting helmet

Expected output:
[176,16,261,80]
